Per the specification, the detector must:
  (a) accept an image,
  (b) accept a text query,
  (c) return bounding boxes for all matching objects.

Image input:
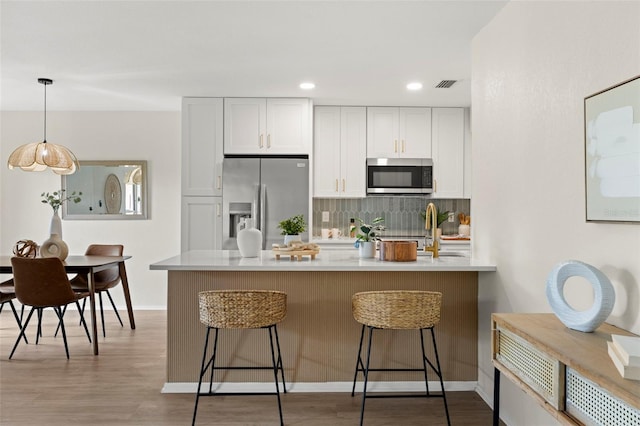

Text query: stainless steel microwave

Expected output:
[366,158,433,194]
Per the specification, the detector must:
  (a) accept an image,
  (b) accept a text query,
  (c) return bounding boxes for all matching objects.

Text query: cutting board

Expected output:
[273,249,319,261]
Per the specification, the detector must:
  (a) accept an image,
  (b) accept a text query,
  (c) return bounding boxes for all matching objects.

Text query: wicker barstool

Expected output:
[192,290,287,426]
[350,290,450,426]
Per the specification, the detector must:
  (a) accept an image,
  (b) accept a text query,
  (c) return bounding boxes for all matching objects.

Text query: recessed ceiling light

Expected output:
[406,82,423,91]
[299,82,315,90]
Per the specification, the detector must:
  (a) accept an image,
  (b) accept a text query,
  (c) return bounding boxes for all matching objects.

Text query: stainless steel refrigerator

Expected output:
[222,157,309,250]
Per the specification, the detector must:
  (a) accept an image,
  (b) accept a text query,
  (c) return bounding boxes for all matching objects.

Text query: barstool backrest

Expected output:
[198,290,287,329]
[352,290,442,329]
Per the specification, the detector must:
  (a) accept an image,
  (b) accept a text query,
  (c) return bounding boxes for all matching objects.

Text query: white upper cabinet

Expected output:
[314,106,366,198]
[224,98,310,155]
[431,107,465,199]
[367,107,431,158]
[181,97,223,196]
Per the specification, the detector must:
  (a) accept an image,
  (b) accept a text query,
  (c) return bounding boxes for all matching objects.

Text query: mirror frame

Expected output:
[61,160,148,220]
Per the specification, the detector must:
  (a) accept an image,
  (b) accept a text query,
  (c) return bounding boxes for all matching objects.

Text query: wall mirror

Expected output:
[62,160,148,220]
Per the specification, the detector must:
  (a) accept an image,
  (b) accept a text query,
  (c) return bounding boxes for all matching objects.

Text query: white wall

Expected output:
[472,2,640,425]
[1,111,181,309]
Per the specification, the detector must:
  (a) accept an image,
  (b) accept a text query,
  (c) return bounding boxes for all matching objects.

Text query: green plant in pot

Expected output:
[420,210,450,229]
[354,217,385,258]
[278,214,307,244]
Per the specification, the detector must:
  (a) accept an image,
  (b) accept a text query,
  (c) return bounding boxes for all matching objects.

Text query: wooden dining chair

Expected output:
[70,244,124,337]
[9,257,91,359]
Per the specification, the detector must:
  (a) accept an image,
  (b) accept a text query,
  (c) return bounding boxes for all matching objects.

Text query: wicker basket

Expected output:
[352,290,442,329]
[198,290,287,329]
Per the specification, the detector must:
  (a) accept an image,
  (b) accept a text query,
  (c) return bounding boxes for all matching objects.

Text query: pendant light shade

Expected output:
[7,78,79,175]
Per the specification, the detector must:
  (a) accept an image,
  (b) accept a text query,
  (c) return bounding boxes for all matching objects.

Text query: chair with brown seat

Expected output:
[9,257,91,359]
[69,244,124,337]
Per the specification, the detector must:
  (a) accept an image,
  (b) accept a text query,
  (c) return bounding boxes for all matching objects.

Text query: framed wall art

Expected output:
[584,75,640,223]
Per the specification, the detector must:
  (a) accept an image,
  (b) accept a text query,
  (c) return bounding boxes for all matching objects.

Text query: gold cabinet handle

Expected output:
[335,179,339,192]
[267,134,271,148]
[402,140,405,153]
[342,179,346,192]
[260,134,264,148]
[434,179,437,193]
[216,176,221,190]
[394,140,398,153]
[216,203,221,217]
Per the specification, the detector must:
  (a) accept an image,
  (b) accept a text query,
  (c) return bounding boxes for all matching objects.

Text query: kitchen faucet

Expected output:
[424,202,439,258]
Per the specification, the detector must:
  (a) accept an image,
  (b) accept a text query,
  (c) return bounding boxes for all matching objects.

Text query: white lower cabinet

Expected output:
[181,196,222,251]
[431,108,465,199]
[314,106,366,198]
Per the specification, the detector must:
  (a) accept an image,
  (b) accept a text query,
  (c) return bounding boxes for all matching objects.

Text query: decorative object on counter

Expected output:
[272,241,320,261]
[421,209,450,239]
[349,218,356,238]
[40,189,82,261]
[7,78,79,175]
[321,228,331,239]
[379,240,418,262]
[354,217,385,258]
[331,228,342,239]
[13,240,38,258]
[458,213,471,237]
[277,214,307,245]
[546,260,615,332]
[236,218,262,258]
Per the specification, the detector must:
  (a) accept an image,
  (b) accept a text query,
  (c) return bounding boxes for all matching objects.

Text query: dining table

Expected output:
[0,255,133,355]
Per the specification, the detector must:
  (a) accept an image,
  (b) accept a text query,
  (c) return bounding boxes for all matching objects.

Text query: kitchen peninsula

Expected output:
[150,250,496,392]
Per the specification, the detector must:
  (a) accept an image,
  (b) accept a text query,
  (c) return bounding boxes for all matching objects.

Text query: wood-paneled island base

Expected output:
[150,250,496,392]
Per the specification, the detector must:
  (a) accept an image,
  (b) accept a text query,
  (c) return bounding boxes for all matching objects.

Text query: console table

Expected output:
[492,313,640,425]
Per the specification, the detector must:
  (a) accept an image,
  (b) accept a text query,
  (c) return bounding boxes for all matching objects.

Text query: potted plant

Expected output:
[354,217,385,258]
[277,214,307,245]
[41,189,82,237]
[420,209,450,238]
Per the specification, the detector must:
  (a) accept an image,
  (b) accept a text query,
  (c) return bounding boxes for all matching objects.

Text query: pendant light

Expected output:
[7,78,79,175]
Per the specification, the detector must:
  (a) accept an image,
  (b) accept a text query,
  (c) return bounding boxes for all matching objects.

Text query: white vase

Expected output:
[237,218,262,258]
[358,241,376,258]
[50,209,63,238]
[283,234,300,245]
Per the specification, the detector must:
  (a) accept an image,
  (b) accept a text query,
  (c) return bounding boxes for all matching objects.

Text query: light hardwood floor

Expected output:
[0,309,498,425]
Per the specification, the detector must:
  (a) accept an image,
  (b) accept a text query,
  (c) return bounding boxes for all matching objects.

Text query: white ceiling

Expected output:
[0,1,507,111]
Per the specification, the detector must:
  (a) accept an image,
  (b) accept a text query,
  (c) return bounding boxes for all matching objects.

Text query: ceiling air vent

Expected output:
[435,80,457,88]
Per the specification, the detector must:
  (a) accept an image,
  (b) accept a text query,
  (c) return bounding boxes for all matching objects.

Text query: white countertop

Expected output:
[150,249,496,272]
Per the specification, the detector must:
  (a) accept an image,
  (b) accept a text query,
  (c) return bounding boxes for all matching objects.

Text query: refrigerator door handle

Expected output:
[252,184,260,229]
[260,184,267,248]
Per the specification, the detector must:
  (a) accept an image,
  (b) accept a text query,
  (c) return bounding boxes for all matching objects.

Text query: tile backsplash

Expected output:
[312,197,470,237]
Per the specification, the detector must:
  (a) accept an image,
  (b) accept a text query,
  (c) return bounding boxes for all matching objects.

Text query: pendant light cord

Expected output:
[43,81,47,143]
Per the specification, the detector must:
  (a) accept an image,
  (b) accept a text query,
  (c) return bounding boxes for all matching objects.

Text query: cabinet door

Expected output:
[399,107,431,158]
[313,107,341,197]
[367,107,399,158]
[341,107,367,197]
[224,98,266,154]
[181,196,222,251]
[182,98,223,196]
[431,108,464,198]
[266,98,310,154]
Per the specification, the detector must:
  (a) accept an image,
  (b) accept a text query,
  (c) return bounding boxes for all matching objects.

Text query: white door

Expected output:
[431,108,464,198]
[367,107,399,158]
[313,106,341,197]
[181,98,223,196]
[399,107,431,158]
[224,98,266,154]
[266,98,310,154]
[341,107,367,197]
[181,196,222,251]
